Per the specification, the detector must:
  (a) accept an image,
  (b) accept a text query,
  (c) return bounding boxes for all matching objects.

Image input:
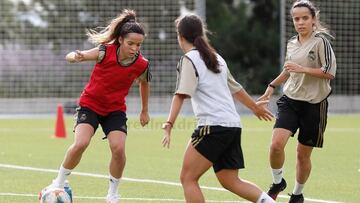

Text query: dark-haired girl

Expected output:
[162,14,275,203]
[258,1,336,202]
[40,9,151,203]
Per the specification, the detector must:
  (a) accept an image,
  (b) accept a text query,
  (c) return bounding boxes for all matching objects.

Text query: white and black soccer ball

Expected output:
[39,187,71,203]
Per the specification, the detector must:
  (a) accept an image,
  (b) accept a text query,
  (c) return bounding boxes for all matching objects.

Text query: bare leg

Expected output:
[296,143,313,184]
[62,124,94,169]
[216,169,262,202]
[180,142,212,203]
[107,131,127,178]
[269,128,292,169]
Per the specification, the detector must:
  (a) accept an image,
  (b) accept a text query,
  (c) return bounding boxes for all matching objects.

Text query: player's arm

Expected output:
[138,66,151,127]
[258,69,289,101]
[162,93,187,148]
[227,69,272,120]
[65,47,99,63]
[283,62,334,79]
[162,57,197,148]
[233,88,273,121]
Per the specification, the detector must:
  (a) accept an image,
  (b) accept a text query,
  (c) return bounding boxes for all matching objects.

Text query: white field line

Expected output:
[0,193,245,202]
[0,163,344,203]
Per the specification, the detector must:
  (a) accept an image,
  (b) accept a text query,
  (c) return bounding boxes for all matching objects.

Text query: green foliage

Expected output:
[206,0,280,93]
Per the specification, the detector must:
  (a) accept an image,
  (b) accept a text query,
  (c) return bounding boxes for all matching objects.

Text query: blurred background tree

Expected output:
[206,0,280,94]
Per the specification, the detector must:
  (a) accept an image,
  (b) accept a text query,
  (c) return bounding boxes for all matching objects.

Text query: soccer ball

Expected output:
[39,188,71,203]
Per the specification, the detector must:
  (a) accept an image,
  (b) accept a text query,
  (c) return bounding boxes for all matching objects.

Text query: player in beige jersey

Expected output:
[258,1,336,202]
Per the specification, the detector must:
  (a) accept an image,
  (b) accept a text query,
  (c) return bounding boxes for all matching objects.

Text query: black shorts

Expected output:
[74,106,128,138]
[274,95,328,148]
[191,126,244,173]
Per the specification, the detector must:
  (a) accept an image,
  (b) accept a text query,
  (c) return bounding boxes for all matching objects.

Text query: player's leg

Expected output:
[180,142,212,203]
[289,99,327,202]
[40,107,97,202]
[106,130,126,203]
[290,143,312,201]
[216,169,275,203]
[108,130,127,179]
[269,128,292,179]
[101,111,128,203]
[53,106,98,188]
[268,95,298,199]
[62,123,94,169]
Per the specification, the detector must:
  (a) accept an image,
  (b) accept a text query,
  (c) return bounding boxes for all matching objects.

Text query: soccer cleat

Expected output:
[267,178,287,200]
[289,193,304,203]
[106,194,120,203]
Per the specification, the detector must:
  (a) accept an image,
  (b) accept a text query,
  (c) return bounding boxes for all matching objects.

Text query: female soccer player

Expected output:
[258,1,336,202]
[41,9,151,203]
[162,14,276,203]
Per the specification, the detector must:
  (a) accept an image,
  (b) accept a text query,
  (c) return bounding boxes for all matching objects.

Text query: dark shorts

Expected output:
[191,125,244,173]
[74,106,128,138]
[274,95,328,148]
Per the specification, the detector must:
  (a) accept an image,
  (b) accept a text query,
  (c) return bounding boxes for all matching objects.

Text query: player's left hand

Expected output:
[139,111,150,127]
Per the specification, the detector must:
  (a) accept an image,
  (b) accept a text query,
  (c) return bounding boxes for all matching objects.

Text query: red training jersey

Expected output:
[79,44,149,116]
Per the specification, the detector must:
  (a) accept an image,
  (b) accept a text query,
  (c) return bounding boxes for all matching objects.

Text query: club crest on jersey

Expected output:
[308,51,315,61]
[79,113,87,121]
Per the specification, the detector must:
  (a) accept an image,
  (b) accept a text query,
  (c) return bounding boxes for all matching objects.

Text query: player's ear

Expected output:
[118,36,123,44]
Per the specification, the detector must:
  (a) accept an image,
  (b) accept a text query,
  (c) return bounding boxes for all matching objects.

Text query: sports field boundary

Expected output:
[0,163,344,203]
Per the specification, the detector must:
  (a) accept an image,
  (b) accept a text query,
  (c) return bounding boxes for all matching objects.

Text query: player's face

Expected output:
[291,7,315,37]
[119,33,144,59]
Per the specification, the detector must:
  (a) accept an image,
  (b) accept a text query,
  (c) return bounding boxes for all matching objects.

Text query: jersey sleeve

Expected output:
[97,44,106,63]
[227,69,243,94]
[317,37,337,76]
[175,56,198,97]
[137,62,152,82]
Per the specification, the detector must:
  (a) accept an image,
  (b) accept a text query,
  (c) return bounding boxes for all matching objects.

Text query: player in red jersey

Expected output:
[40,9,150,203]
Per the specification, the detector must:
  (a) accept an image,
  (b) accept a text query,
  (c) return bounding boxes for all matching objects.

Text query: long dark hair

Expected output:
[87,9,145,45]
[176,14,220,73]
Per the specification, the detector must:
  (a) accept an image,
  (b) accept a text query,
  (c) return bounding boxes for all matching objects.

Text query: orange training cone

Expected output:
[54,104,66,138]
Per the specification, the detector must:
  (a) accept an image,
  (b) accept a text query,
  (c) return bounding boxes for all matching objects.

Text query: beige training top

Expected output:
[175,56,243,97]
[283,32,336,103]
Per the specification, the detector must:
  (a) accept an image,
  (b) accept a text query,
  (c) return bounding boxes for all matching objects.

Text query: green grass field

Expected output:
[0,115,359,203]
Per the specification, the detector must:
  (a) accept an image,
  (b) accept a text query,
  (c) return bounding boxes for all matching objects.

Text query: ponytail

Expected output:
[193,36,220,73]
[87,9,145,45]
[176,14,220,73]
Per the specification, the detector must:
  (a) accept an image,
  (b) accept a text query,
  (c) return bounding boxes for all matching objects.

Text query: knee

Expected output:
[270,142,284,154]
[217,174,240,191]
[111,146,126,160]
[180,170,198,186]
[218,178,233,191]
[296,152,311,164]
[180,171,187,185]
[71,141,90,153]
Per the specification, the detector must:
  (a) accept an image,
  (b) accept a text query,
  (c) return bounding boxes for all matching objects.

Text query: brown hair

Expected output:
[176,14,220,73]
[87,9,145,45]
[291,0,333,38]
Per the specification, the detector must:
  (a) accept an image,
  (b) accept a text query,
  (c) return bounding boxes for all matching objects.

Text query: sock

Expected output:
[107,174,121,197]
[256,192,276,203]
[292,180,304,195]
[54,165,72,187]
[271,167,283,184]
